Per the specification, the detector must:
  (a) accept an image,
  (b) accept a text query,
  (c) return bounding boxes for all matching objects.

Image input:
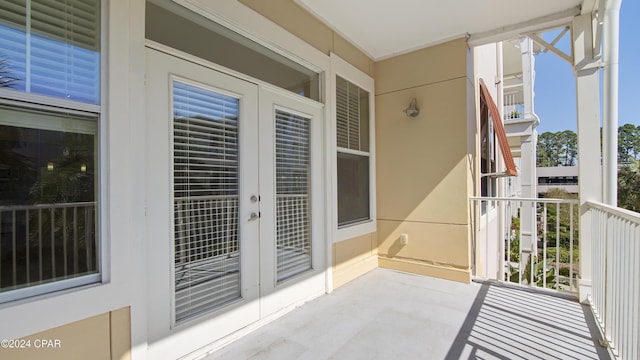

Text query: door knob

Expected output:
[250,195,258,203]
[249,212,259,221]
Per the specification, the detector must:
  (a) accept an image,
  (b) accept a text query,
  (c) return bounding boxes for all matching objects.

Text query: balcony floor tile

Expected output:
[201,268,610,360]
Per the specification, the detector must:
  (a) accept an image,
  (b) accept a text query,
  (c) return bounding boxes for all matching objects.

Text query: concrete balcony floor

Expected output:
[202,268,610,360]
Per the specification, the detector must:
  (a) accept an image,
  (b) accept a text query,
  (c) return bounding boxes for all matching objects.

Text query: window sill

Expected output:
[335,219,376,243]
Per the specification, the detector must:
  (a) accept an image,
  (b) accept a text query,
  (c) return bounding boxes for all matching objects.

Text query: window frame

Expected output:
[331,54,376,243]
[0,0,105,304]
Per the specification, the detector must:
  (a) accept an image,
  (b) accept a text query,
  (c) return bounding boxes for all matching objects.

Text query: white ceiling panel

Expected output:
[297,0,584,60]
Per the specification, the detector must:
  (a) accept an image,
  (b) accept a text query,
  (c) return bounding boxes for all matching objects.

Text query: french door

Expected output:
[145,47,324,357]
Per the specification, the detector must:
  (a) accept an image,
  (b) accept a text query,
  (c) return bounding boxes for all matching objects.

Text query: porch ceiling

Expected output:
[296,0,585,60]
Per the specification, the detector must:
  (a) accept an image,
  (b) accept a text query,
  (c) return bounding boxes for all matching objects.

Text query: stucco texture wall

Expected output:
[375,39,472,283]
[238,0,374,77]
[332,233,378,289]
[236,0,473,285]
[0,307,131,360]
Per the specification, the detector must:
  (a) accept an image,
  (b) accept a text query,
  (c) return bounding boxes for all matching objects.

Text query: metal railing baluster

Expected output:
[85,206,92,271]
[38,209,42,281]
[51,209,56,279]
[556,203,560,291]
[569,203,574,291]
[12,210,16,286]
[63,208,68,277]
[518,201,522,285]
[26,209,30,284]
[73,207,78,274]
[543,203,547,289]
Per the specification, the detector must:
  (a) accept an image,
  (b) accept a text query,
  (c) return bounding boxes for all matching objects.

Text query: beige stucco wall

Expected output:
[237,0,374,77]
[0,307,131,360]
[332,233,379,289]
[240,0,475,285]
[375,38,473,283]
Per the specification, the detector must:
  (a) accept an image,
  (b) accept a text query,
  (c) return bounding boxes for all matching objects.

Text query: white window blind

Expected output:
[172,81,241,322]
[336,76,371,226]
[336,76,368,152]
[275,109,311,281]
[0,0,100,104]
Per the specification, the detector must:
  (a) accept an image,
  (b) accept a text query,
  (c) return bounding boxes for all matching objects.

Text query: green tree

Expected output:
[537,131,577,167]
[619,124,640,163]
[537,132,561,166]
[618,160,640,211]
[558,130,577,166]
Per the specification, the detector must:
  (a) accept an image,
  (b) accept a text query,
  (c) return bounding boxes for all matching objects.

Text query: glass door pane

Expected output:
[172,81,241,322]
[274,109,311,281]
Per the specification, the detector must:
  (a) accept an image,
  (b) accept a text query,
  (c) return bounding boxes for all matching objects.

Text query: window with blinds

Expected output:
[336,76,369,152]
[275,109,311,281]
[0,0,101,304]
[0,0,101,104]
[336,76,371,227]
[172,81,241,322]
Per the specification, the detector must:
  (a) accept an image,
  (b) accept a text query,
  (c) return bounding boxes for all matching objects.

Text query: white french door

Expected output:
[145,48,261,352]
[258,86,325,317]
[145,47,324,358]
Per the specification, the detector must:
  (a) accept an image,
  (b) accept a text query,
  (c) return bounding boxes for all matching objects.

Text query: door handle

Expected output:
[249,212,260,221]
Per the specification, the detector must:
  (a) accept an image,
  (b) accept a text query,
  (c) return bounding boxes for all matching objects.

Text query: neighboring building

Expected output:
[0,1,618,359]
[537,166,579,195]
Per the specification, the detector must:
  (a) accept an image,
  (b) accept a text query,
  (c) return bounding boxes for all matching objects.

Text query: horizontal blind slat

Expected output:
[275,110,312,282]
[173,81,241,322]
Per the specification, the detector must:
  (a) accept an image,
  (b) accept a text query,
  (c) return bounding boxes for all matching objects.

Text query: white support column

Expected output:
[519,37,538,277]
[602,0,622,206]
[573,14,603,303]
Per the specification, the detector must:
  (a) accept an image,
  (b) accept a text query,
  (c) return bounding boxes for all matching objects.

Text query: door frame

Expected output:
[144,43,327,359]
[145,47,261,359]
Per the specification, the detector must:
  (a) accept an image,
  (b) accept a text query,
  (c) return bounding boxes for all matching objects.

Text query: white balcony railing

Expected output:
[503,91,525,120]
[0,202,97,294]
[470,197,579,294]
[587,201,640,360]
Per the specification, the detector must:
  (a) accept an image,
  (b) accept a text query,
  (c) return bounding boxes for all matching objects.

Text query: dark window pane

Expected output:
[0,107,98,294]
[337,152,369,226]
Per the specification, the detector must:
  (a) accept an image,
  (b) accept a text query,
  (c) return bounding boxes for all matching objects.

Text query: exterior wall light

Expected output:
[403,98,419,117]
[47,162,54,171]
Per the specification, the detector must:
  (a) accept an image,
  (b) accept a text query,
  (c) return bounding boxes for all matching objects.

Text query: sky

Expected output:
[534,0,639,134]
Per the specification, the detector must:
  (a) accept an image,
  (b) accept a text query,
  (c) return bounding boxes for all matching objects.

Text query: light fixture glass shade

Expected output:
[404,98,419,117]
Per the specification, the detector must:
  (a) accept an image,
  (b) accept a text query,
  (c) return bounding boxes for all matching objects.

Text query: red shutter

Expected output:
[479,79,518,176]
